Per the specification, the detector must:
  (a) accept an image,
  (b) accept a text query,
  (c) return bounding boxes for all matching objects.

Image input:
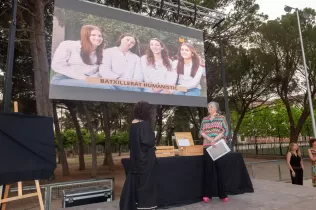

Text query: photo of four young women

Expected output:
[51,25,206,97]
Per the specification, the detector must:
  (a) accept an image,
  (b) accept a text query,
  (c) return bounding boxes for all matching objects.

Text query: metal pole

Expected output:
[296,9,316,137]
[3,0,18,113]
[217,24,233,151]
[1,1,18,207]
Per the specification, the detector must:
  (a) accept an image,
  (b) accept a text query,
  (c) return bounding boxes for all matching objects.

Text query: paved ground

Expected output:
[58,179,316,210]
[4,156,315,209]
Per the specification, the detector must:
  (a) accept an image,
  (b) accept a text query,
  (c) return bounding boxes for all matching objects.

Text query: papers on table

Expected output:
[177,139,191,146]
[206,139,231,161]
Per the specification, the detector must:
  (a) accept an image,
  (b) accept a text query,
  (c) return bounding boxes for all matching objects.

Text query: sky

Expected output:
[256,0,316,20]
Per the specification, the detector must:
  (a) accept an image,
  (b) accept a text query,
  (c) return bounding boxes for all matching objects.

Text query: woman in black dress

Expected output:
[120,101,157,210]
[286,143,304,185]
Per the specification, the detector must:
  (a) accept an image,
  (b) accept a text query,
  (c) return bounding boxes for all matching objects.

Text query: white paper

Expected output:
[206,139,231,161]
[178,139,190,146]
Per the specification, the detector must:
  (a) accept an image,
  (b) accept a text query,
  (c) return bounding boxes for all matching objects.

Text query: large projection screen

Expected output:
[49,0,208,107]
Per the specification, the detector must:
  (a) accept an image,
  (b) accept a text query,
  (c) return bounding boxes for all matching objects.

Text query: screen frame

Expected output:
[49,0,208,107]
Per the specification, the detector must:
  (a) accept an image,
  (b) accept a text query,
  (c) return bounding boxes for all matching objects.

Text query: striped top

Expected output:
[99,47,143,82]
[51,40,100,80]
[200,114,229,142]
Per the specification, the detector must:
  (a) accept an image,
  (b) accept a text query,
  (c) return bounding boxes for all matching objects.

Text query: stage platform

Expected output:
[58,179,316,210]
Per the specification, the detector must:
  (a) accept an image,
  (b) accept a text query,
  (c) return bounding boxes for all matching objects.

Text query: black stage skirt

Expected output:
[120,164,157,210]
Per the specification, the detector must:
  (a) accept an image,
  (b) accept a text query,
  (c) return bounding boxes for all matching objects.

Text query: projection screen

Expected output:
[49,0,208,107]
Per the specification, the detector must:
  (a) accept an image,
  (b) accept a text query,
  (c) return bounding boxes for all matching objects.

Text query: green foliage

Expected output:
[96,132,105,145]
[61,129,78,148]
[234,100,315,139]
[111,132,129,145]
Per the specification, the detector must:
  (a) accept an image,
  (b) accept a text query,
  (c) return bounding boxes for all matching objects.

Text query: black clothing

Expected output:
[120,121,157,210]
[203,148,227,199]
[290,154,301,168]
[289,154,303,185]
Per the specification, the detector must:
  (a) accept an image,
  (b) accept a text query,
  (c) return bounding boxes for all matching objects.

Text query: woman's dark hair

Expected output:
[309,138,316,147]
[176,42,200,78]
[133,101,152,121]
[146,38,172,71]
[116,33,140,56]
[80,25,105,65]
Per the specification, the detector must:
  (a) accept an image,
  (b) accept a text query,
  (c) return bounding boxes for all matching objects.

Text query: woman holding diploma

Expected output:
[120,101,157,210]
[200,101,229,203]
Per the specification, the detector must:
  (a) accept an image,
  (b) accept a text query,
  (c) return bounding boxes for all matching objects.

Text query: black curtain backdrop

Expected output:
[0,113,56,185]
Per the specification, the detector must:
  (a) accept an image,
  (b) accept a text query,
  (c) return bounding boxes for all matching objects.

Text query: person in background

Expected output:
[141,38,177,94]
[51,25,113,89]
[99,33,143,92]
[200,101,229,203]
[286,143,304,185]
[172,42,204,96]
[308,138,316,187]
[120,101,157,210]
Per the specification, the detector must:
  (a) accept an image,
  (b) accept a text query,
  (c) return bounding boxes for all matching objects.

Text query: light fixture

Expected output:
[284,5,294,13]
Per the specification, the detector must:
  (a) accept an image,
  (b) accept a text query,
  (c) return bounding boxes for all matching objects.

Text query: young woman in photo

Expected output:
[141,38,177,94]
[99,33,143,92]
[51,25,113,89]
[172,43,204,96]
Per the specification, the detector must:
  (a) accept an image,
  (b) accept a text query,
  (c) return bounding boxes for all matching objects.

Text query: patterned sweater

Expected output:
[200,114,229,142]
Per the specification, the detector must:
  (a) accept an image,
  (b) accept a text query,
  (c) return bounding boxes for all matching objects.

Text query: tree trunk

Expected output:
[57,151,60,164]
[53,102,70,176]
[82,102,97,177]
[67,102,86,170]
[232,111,247,147]
[102,103,115,171]
[119,144,121,156]
[30,0,53,116]
[151,104,157,130]
[156,105,163,145]
[289,130,300,143]
[278,127,282,156]
[255,136,258,155]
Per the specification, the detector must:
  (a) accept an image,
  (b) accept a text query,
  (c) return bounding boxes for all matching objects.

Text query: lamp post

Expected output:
[284,5,316,138]
[212,18,234,151]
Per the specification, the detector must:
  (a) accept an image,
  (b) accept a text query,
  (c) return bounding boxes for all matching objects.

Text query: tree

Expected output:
[101,103,114,171]
[226,46,273,145]
[66,101,86,170]
[82,102,98,177]
[111,132,129,156]
[52,102,70,176]
[257,9,316,142]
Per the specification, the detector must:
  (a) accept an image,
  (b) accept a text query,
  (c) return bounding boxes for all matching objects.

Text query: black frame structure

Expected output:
[127,0,232,148]
[2,0,231,141]
[1,0,231,204]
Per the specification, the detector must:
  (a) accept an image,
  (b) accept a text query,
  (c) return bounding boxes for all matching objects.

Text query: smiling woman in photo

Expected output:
[141,38,177,94]
[172,43,204,96]
[99,33,143,92]
[51,25,113,89]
